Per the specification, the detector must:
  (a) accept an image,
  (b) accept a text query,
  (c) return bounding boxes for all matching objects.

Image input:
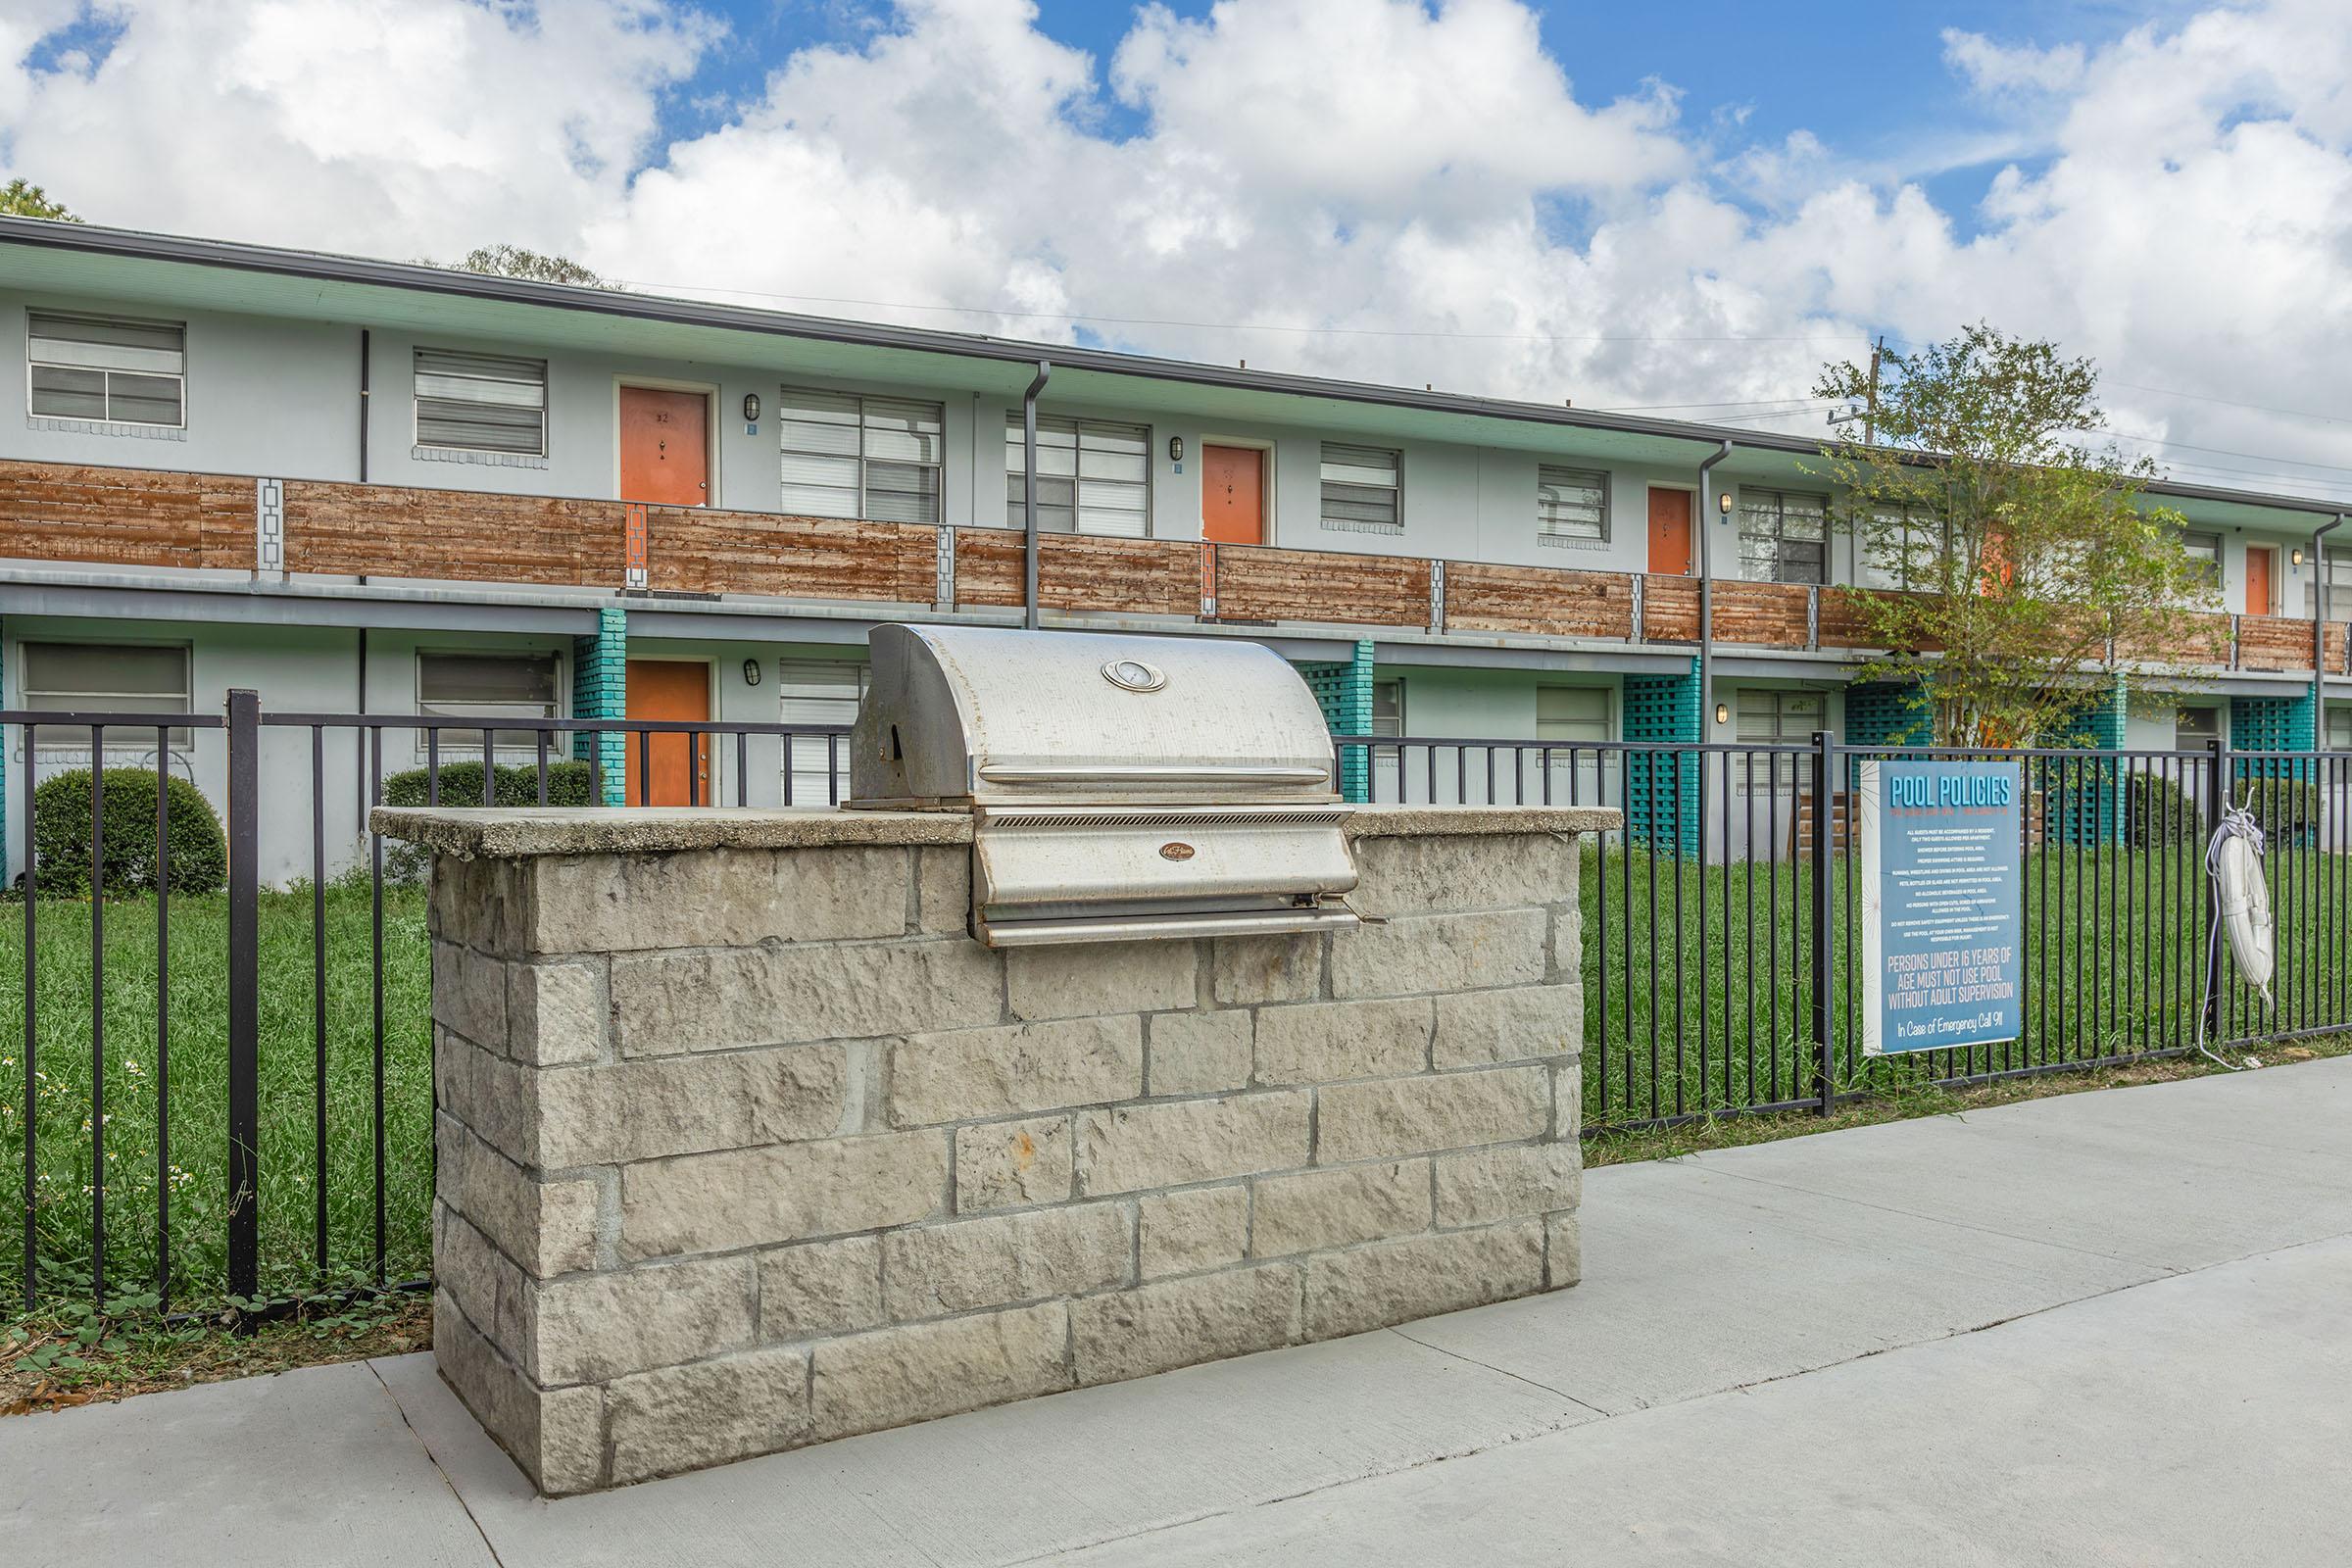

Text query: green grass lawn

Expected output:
[1580,842,2352,1128]
[0,885,432,1315]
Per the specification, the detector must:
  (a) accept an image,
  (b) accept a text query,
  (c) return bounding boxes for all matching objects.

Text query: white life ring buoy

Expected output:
[2211,808,2275,1002]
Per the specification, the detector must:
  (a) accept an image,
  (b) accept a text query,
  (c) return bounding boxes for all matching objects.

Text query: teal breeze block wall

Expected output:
[1623,660,1701,858]
[572,606,628,807]
[2230,691,2317,786]
[2050,676,2127,846]
[1300,639,1376,803]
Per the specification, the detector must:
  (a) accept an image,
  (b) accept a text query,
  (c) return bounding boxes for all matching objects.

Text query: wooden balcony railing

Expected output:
[2,458,2346,677]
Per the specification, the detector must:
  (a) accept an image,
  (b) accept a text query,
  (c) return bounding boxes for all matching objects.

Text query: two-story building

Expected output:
[0,218,2344,878]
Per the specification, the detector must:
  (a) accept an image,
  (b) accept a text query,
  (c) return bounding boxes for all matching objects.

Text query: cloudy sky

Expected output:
[4,0,2350,502]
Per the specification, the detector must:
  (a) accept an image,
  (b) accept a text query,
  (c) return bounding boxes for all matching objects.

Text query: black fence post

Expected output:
[225,689,261,1311]
[1812,728,1837,1115]
[2202,733,2230,1044]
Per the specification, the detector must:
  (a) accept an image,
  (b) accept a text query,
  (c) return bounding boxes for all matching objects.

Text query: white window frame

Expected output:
[1367,677,1406,802]
[778,658,868,805]
[1735,688,1826,787]
[18,640,194,752]
[414,348,549,458]
[1319,443,1403,535]
[1858,503,1947,592]
[1004,413,1153,538]
[26,310,188,430]
[414,649,564,757]
[1536,466,1608,547]
[2175,705,2224,751]
[778,388,946,526]
[2180,531,2224,598]
[1739,490,1830,585]
[2306,554,2352,620]
[2328,706,2352,751]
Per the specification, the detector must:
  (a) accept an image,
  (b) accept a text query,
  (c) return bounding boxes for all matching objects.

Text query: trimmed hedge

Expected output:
[380,759,595,880]
[382,759,595,809]
[2240,776,2320,848]
[2126,772,2200,849]
[29,767,227,897]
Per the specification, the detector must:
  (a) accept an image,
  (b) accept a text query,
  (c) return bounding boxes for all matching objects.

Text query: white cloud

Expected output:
[1941,29,2087,96]
[7,0,2352,497]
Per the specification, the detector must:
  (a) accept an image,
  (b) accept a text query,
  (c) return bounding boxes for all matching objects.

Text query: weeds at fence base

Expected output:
[1583,1031,2352,1169]
[1,1272,429,1416]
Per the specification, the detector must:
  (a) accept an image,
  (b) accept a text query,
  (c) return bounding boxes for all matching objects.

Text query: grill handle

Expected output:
[975,763,1333,784]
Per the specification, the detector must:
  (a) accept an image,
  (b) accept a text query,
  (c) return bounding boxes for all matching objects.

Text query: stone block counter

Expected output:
[375,803,1617,1494]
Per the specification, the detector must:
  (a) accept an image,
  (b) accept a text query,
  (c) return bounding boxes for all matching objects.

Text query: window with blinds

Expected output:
[2329,707,2351,750]
[1859,504,1947,591]
[1004,415,1151,537]
[1320,444,1402,534]
[2306,556,2352,618]
[2181,531,2223,595]
[779,390,944,525]
[1536,686,1609,741]
[1536,466,1607,545]
[779,659,868,803]
[416,651,561,750]
[1738,490,1829,584]
[2175,705,2224,749]
[1368,678,1405,801]
[414,349,547,456]
[28,312,186,428]
[20,642,192,750]
[1736,688,1824,787]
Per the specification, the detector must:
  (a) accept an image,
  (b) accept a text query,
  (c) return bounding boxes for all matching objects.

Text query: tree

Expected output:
[1810,323,2223,747]
[452,243,606,287]
[0,178,79,221]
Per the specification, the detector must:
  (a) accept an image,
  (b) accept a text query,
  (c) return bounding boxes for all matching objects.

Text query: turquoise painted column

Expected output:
[1844,682,1929,748]
[2052,675,2127,846]
[1300,639,1375,803]
[572,606,628,806]
[1622,659,1700,857]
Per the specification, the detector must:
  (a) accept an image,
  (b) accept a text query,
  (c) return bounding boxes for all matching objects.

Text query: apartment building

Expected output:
[0,218,2345,878]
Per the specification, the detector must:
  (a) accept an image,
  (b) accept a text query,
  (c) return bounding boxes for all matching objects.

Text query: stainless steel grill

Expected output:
[850,624,1359,947]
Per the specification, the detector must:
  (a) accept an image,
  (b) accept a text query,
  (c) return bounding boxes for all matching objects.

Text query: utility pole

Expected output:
[1864,335,1884,446]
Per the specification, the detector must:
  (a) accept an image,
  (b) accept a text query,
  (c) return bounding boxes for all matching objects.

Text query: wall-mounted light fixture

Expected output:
[743,659,763,687]
[1717,491,1734,517]
[1715,702,1730,726]
[2292,547,2307,567]
[1168,435,1185,464]
[742,392,762,423]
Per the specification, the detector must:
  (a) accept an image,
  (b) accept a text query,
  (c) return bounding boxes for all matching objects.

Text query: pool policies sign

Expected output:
[1857,759,2025,1055]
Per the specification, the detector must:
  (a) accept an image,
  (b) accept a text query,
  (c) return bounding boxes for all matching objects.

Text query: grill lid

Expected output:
[848,624,1359,948]
[850,624,1341,807]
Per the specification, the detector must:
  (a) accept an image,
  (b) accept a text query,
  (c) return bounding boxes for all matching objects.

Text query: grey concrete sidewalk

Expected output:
[8,1057,2352,1567]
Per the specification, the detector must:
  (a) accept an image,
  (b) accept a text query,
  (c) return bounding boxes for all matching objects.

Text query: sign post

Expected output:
[1858,759,2025,1056]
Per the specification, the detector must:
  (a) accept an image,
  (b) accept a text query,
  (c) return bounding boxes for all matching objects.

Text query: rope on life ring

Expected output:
[2195,800,2273,1069]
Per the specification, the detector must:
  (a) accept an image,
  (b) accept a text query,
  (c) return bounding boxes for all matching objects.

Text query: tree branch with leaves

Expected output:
[1810,323,2223,747]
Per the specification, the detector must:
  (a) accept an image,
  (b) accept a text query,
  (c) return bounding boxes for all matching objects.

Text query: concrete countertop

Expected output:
[369,803,1621,858]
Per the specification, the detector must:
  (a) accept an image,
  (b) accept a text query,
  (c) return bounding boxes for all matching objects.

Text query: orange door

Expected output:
[1646,488,1692,575]
[1201,446,1264,545]
[2245,548,2272,615]
[619,387,710,507]
[624,660,710,806]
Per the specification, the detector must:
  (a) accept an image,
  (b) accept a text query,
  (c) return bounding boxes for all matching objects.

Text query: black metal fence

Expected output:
[1336,733,2352,1133]
[4,693,858,1318]
[8,703,2348,1317]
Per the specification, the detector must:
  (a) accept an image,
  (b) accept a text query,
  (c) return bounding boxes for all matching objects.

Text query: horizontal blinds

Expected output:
[779,660,866,801]
[1535,686,1609,740]
[28,312,186,427]
[1319,443,1400,532]
[1006,415,1150,537]
[781,390,943,523]
[1536,466,1606,542]
[415,349,547,455]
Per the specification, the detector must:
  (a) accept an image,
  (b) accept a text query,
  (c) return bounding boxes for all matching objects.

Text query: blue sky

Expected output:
[662,0,2188,233]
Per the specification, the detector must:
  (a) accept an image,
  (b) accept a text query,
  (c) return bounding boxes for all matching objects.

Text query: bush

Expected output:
[380,759,596,880]
[2126,772,2199,849]
[381,759,595,809]
[29,768,227,897]
[2240,775,2320,848]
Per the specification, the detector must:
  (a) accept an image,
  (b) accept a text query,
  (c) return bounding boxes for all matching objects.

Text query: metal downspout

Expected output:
[1695,439,1733,737]
[2317,514,2342,749]
[1021,361,1051,630]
